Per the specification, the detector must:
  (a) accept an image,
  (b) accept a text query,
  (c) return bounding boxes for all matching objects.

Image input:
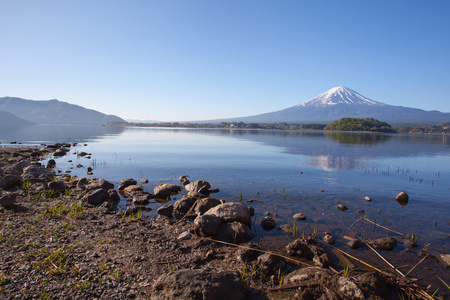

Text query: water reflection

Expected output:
[0,124,125,144]
[324,132,391,145]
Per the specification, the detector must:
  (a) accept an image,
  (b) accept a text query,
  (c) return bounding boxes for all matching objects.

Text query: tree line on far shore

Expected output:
[127,119,450,134]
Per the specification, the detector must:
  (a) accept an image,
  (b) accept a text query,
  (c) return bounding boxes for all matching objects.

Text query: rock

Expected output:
[132,193,151,206]
[118,178,137,191]
[204,202,252,227]
[30,182,49,194]
[123,185,143,198]
[22,165,55,181]
[439,254,450,267]
[194,214,221,237]
[173,196,196,218]
[108,189,120,204]
[0,175,21,190]
[257,253,286,275]
[278,224,293,234]
[293,213,306,221]
[403,239,417,248]
[84,188,109,206]
[185,180,211,194]
[217,221,255,243]
[285,236,330,267]
[261,217,276,231]
[76,178,89,189]
[236,243,262,263]
[7,160,32,175]
[46,159,56,169]
[177,231,192,241]
[53,148,68,157]
[141,178,149,184]
[283,268,338,299]
[179,175,190,185]
[337,204,348,211]
[284,267,332,284]
[364,196,372,202]
[355,272,393,299]
[337,276,364,299]
[323,234,335,245]
[313,253,331,268]
[0,193,17,207]
[85,178,114,191]
[153,183,181,199]
[348,239,365,249]
[151,269,248,300]
[157,204,174,218]
[247,206,255,216]
[370,237,398,251]
[396,192,409,205]
[194,197,221,215]
[48,180,66,192]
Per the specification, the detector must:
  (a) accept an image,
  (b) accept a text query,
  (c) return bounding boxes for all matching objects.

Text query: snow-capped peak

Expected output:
[297,86,385,107]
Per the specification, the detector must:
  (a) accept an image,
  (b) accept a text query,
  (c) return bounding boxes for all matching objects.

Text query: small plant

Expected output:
[241,260,248,280]
[437,276,450,290]
[239,192,243,201]
[292,221,298,238]
[312,227,318,238]
[277,268,285,287]
[113,269,122,281]
[22,180,31,194]
[422,243,430,253]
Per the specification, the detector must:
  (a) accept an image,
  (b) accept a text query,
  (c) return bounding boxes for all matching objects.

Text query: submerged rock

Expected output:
[370,237,398,251]
[153,183,181,199]
[261,216,276,231]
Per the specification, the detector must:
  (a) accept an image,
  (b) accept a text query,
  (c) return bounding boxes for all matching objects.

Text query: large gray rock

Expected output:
[153,183,181,199]
[204,202,252,227]
[151,269,247,300]
[184,180,211,194]
[22,165,55,181]
[194,197,221,215]
[173,196,196,217]
[194,214,221,236]
[7,160,32,176]
[157,204,174,218]
[217,221,255,243]
[84,188,109,205]
[85,178,114,191]
[0,175,21,190]
[118,178,137,191]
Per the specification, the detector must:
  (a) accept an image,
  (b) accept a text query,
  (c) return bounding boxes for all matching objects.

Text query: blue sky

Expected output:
[1,0,449,121]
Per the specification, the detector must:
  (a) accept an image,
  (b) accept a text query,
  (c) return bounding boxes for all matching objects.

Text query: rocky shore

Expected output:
[0,145,447,299]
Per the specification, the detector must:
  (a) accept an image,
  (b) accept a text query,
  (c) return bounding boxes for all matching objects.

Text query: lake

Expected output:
[1,124,450,271]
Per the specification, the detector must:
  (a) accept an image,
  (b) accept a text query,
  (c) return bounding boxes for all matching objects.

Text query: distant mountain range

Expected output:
[208,86,450,124]
[0,97,126,125]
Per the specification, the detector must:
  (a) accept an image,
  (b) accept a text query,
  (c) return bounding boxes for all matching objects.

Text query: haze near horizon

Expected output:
[1,1,449,121]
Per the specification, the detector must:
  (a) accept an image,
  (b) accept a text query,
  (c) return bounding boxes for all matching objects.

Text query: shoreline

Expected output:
[0,145,448,299]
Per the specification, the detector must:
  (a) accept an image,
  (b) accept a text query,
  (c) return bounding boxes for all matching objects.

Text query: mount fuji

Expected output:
[213,86,450,124]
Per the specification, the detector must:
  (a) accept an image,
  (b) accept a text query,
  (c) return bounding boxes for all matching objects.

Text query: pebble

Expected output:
[337,204,348,211]
[293,213,306,221]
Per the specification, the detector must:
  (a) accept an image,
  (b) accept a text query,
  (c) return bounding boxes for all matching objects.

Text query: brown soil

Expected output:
[0,146,446,299]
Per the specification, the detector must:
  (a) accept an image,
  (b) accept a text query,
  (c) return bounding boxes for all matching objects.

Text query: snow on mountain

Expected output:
[297,86,385,107]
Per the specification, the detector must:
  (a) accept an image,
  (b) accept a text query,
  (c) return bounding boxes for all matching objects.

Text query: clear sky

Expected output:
[1,0,449,121]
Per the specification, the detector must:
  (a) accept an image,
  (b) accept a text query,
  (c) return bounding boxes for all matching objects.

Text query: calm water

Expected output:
[2,125,450,254]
